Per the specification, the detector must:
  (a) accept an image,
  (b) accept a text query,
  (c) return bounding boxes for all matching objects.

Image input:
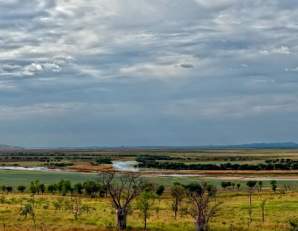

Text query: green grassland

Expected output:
[1,148,298,230]
[2,169,298,189]
[2,148,298,163]
[0,190,298,231]
[0,170,98,186]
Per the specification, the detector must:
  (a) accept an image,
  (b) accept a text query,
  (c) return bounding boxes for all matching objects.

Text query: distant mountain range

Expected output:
[1,142,298,150]
[200,142,298,149]
[0,144,24,150]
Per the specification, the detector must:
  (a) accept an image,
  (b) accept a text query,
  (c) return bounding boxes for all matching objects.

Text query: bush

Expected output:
[289,219,298,231]
[95,157,112,164]
[17,185,26,193]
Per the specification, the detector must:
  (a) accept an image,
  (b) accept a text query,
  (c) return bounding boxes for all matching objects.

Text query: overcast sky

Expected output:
[0,0,298,147]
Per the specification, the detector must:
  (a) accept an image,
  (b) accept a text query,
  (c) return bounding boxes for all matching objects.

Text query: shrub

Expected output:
[17,185,26,193]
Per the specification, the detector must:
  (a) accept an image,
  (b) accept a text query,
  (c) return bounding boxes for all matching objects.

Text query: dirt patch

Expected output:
[68,162,113,172]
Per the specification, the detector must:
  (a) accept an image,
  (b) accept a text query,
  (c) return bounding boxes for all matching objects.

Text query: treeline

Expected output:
[136,155,184,162]
[138,158,298,170]
[0,152,110,162]
[1,180,108,197]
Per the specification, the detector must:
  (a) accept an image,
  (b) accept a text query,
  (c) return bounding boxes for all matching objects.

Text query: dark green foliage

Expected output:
[236,183,241,190]
[270,180,277,192]
[17,185,26,193]
[138,158,298,171]
[95,157,112,164]
[289,219,298,231]
[246,181,257,189]
[156,185,165,197]
[221,182,232,189]
[73,183,84,194]
[4,186,13,193]
[48,162,74,167]
[57,180,72,196]
[47,184,58,194]
[83,181,100,197]
[185,183,203,195]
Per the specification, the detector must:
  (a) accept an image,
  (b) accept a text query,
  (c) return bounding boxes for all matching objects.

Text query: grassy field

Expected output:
[0,190,297,231]
[2,169,298,189]
[0,170,98,186]
[1,148,298,230]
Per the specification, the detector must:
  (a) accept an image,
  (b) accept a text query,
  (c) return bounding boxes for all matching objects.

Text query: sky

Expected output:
[0,0,298,147]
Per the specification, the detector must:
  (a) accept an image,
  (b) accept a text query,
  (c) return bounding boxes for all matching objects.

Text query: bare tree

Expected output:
[185,183,221,231]
[64,197,95,220]
[101,172,143,230]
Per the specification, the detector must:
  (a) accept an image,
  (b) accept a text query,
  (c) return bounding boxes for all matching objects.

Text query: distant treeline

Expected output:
[136,155,180,161]
[0,152,116,162]
[137,157,298,171]
[1,179,108,197]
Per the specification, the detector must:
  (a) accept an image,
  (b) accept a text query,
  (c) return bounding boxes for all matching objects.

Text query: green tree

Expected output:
[30,180,40,195]
[270,180,277,192]
[73,183,84,195]
[57,180,72,196]
[246,181,257,224]
[39,184,46,194]
[171,182,185,219]
[156,185,165,197]
[47,184,57,194]
[17,185,26,193]
[258,181,263,192]
[137,191,155,230]
[19,197,36,230]
[83,181,99,197]
[236,183,241,191]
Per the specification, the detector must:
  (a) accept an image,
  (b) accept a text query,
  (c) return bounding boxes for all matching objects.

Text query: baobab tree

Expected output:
[184,183,221,231]
[101,172,143,230]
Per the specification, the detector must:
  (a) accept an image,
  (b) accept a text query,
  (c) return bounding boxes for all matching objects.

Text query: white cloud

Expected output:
[285,67,298,72]
[194,0,236,9]
[260,46,291,55]
[23,63,43,76]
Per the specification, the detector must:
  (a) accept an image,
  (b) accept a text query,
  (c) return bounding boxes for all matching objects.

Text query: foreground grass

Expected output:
[0,190,297,231]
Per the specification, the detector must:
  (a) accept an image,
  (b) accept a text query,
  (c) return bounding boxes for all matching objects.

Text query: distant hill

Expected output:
[131,142,298,150]
[0,144,24,151]
[195,142,298,149]
[1,142,298,151]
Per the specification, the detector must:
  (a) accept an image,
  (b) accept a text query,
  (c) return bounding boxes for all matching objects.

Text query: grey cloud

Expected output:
[0,0,298,146]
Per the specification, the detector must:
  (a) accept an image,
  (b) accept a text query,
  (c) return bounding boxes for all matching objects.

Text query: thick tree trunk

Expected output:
[144,214,147,231]
[174,198,178,219]
[144,210,149,231]
[116,208,127,230]
[196,216,207,231]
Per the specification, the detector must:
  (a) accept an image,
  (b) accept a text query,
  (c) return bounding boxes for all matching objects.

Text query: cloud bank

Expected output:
[0,0,298,147]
